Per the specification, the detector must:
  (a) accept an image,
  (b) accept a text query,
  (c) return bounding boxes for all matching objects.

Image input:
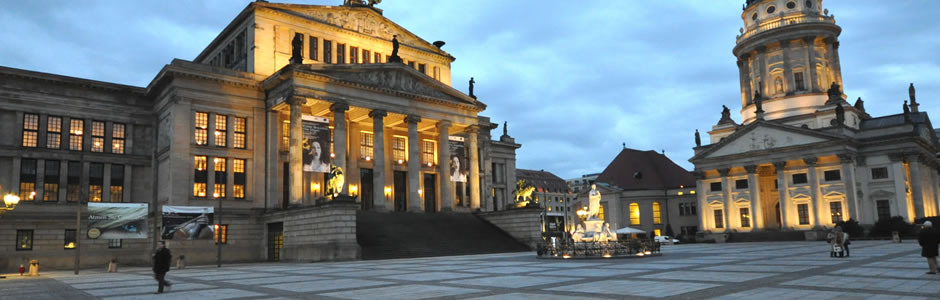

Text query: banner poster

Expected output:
[449,135,468,205]
[86,203,149,240]
[302,115,332,173]
[161,206,215,240]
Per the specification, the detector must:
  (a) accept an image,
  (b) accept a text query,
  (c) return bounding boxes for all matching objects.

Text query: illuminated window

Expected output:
[91,121,105,152]
[110,164,123,202]
[337,43,346,64]
[798,204,810,225]
[233,117,246,149]
[714,209,724,228]
[64,229,76,249]
[360,131,374,160]
[794,72,805,91]
[282,121,290,150]
[234,159,246,199]
[652,202,662,224]
[43,160,60,202]
[67,161,81,202]
[350,46,359,63]
[47,116,62,149]
[214,224,228,244]
[629,203,640,225]
[22,113,39,147]
[215,114,227,147]
[69,119,84,151]
[392,136,406,163]
[830,202,843,223]
[374,52,382,64]
[308,36,318,61]
[19,159,37,201]
[362,49,371,63]
[599,205,605,221]
[108,239,122,249]
[194,156,207,197]
[324,40,332,64]
[214,157,226,198]
[112,123,125,154]
[89,163,103,202]
[740,207,751,227]
[422,140,436,166]
[195,112,208,145]
[654,229,661,237]
[16,230,33,251]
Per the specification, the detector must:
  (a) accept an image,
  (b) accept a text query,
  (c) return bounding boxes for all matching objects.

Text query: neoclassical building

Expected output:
[690,0,938,233]
[0,1,520,270]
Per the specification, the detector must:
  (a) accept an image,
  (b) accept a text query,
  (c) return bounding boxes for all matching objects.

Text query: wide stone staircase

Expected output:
[356,211,530,260]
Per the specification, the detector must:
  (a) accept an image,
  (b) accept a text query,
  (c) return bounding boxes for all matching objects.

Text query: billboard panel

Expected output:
[161,206,215,240]
[87,203,149,240]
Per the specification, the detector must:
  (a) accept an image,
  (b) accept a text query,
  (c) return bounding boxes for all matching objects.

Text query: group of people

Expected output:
[827,226,851,257]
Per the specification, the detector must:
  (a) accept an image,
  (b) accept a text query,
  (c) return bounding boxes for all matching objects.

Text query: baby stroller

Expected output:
[828,231,848,257]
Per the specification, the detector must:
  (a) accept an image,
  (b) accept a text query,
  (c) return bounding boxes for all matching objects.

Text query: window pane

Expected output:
[629,203,640,225]
[798,204,810,225]
[64,229,76,249]
[735,179,748,189]
[830,202,843,223]
[710,182,722,192]
[714,209,723,228]
[824,170,841,181]
[16,230,33,251]
[652,202,661,224]
[792,173,808,184]
[22,113,39,147]
[360,132,374,159]
[70,119,84,151]
[195,112,208,145]
[871,167,888,180]
[740,207,750,227]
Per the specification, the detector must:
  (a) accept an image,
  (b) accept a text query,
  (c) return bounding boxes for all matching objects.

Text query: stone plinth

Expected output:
[476,207,542,250]
[264,200,360,262]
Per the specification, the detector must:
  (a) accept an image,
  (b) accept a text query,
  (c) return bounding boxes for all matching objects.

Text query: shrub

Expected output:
[835,219,864,238]
[869,216,914,237]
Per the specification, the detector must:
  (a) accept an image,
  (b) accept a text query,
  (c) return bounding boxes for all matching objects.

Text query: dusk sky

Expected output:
[1,0,937,180]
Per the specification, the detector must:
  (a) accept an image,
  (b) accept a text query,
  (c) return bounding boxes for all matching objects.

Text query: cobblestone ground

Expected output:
[1,240,935,299]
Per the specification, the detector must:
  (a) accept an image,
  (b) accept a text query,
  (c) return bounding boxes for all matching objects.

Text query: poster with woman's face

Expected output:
[448,135,467,182]
[302,115,331,173]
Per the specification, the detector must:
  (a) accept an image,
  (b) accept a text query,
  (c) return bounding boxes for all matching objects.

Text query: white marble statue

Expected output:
[572,224,585,242]
[602,223,617,242]
[587,184,601,220]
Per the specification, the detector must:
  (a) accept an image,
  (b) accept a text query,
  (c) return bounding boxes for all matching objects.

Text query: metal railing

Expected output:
[737,15,835,43]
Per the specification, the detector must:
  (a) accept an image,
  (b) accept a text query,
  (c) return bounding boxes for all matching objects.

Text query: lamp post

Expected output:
[215,192,222,268]
[0,193,19,279]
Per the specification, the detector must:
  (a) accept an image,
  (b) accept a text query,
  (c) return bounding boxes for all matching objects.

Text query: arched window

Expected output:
[652,202,662,224]
[630,203,640,225]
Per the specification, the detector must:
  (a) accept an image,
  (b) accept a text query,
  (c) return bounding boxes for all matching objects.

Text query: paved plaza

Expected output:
[1,240,936,299]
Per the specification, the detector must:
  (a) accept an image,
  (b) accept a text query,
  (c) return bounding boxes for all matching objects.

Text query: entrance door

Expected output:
[360,168,373,211]
[759,171,780,228]
[394,171,407,212]
[267,222,283,262]
[424,173,437,212]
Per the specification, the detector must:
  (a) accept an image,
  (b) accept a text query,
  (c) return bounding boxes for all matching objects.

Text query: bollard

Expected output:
[28,260,39,276]
[107,259,118,273]
[18,265,25,276]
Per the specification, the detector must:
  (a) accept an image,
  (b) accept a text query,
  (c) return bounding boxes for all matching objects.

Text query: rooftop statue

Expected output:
[754,89,764,114]
[694,129,701,147]
[910,83,916,103]
[854,97,866,112]
[903,100,910,115]
[388,35,403,63]
[834,104,845,126]
[718,105,732,124]
[368,0,381,6]
[503,121,508,136]
[289,34,303,64]
[827,82,842,103]
[469,77,476,99]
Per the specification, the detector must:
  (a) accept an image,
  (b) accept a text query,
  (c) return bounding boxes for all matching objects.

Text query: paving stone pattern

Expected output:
[1,240,937,299]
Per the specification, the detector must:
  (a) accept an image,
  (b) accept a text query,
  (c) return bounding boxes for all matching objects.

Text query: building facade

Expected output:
[0,1,519,271]
[690,0,938,233]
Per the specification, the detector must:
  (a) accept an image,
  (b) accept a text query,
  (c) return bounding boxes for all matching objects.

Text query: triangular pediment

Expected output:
[698,122,838,159]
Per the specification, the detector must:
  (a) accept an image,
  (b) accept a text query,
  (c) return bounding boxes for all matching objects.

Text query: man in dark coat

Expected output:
[918,221,939,274]
[153,241,173,293]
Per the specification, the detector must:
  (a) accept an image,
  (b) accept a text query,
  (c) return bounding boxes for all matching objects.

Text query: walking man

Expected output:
[153,241,173,293]
[918,221,938,274]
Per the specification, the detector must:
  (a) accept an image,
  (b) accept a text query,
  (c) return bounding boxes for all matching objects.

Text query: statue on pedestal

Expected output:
[718,105,733,124]
[587,184,601,220]
[469,77,476,99]
[388,35,403,63]
[289,34,303,64]
[694,129,701,147]
[826,82,842,104]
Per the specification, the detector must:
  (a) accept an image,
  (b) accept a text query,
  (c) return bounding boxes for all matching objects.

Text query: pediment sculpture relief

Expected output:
[299,9,396,40]
[330,70,457,102]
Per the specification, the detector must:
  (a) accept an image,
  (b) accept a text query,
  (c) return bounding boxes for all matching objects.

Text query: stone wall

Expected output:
[264,200,360,262]
[476,207,542,249]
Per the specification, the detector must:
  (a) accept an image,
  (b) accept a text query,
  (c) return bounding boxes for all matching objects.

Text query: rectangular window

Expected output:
[195,112,208,145]
[714,209,724,228]
[709,182,722,192]
[22,113,39,147]
[215,114,227,147]
[629,203,640,225]
[794,72,805,91]
[792,173,808,184]
[19,159,37,201]
[16,230,33,251]
[47,116,62,149]
[690,201,697,215]
[215,224,228,244]
[69,119,84,151]
[293,33,303,59]
[91,121,105,152]
[798,204,810,225]
[422,140,436,166]
[214,157,226,198]
[433,66,439,80]
[735,179,749,189]
[323,40,332,64]
[824,170,841,182]
[194,156,207,197]
[876,200,890,221]
[110,164,124,203]
[407,61,415,69]
[374,52,382,64]
[233,117,246,149]
[89,163,103,202]
[67,161,81,202]
[740,207,751,227]
[871,167,889,180]
[360,131,374,160]
[392,136,406,163]
[308,36,318,61]
[653,202,662,224]
[362,49,371,63]
[108,239,122,249]
[418,63,426,74]
[830,202,843,223]
[43,160,60,202]
[64,229,76,249]
[234,159,246,199]
[112,123,125,154]
[350,46,358,63]
[336,43,345,64]
[282,121,290,150]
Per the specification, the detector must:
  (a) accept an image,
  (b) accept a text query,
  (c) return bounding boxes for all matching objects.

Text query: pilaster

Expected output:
[837,154,859,221]
[369,109,388,211]
[405,115,422,212]
[804,37,820,92]
[467,126,481,210]
[718,168,731,232]
[804,157,821,227]
[745,165,762,229]
[437,120,453,211]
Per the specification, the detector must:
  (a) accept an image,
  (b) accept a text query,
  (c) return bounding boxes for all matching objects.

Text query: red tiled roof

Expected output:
[595,148,695,190]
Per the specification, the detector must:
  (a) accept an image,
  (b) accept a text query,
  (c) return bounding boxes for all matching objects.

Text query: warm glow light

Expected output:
[213,192,220,198]
[636,253,645,256]
[397,159,403,164]
[350,184,359,196]
[3,193,21,208]
[75,130,83,135]
[418,189,423,195]
[562,255,571,259]
[427,162,432,167]
[312,183,321,193]
[603,254,612,258]
[677,191,684,196]
[65,242,76,249]
[365,156,371,161]
[214,131,220,135]
[690,190,696,195]
[29,192,35,200]
[644,251,652,255]
[384,186,392,198]
[330,153,335,158]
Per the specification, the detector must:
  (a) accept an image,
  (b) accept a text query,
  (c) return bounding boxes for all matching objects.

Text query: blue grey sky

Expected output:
[1,1,937,179]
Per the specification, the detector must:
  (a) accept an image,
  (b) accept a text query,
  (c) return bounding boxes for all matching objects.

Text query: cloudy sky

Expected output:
[1,0,937,179]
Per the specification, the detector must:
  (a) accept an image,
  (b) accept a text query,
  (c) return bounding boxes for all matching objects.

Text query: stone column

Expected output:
[718,168,731,232]
[437,120,453,211]
[804,37,820,92]
[804,157,821,227]
[773,161,789,228]
[890,154,911,222]
[467,126,481,210]
[908,154,925,219]
[287,96,305,207]
[756,47,768,98]
[737,55,752,106]
[370,109,388,211]
[745,165,762,229]
[694,171,707,232]
[331,102,349,194]
[830,40,843,88]
[405,115,422,212]
[780,39,795,95]
[838,154,859,221]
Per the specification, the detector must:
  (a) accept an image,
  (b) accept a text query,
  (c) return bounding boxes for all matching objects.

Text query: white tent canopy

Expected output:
[615,226,645,234]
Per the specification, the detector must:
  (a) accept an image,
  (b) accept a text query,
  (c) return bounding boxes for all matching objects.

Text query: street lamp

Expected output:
[1,193,20,214]
[214,192,222,268]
